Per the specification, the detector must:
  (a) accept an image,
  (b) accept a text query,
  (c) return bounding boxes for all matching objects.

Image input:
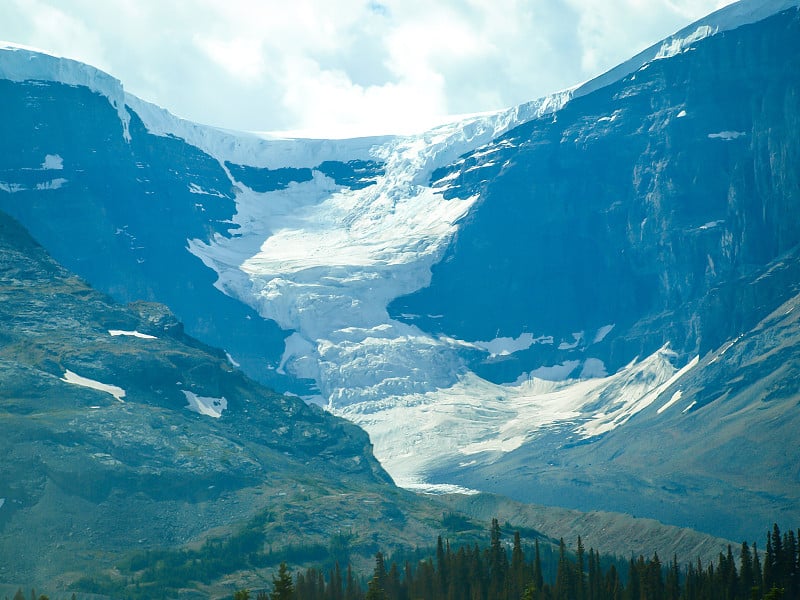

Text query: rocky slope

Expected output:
[0,209,734,596]
[0,208,419,589]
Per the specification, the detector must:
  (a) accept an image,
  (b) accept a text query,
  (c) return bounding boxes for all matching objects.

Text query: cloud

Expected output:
[0,0,738,136]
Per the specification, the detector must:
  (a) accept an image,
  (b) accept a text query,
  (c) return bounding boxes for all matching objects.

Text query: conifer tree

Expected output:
[765,535,776,591]
[665,554,680,600]
[754,541,764,595]
[533,538,544,593]
[271,562,295,600]
[365,552,388,600]
[344,564,360,600]
[511,530,527,600]
[555,538,571,600]
[576,536,586,600]
[740,541,756,598]
[327,562,343,600]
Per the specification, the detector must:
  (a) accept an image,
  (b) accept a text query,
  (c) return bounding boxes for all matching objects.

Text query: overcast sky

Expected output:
[1,0,736,137]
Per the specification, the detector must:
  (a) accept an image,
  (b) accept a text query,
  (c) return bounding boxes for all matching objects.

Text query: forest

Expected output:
[236,521,799,600]
[4,521,798,600]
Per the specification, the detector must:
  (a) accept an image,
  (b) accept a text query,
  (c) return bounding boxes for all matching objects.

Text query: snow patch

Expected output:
[699,220,724,230]
[34,178,67,190]
[225,351,240,368]
[657,389,683,414]
[474,332,538,357]
[593,324,615,344]
[41,154,63,170]
[558,332,584,350]
[183,391,227,418]
[682,400,697,414]
[188,182,226,198]
[528,361,580,381]
[676,110,687,118]
[396,481,480,495]
[654,25,716,60]
[708,131,746,140]
[61,369,126,402]
[0,182,26,194]
[108,329,157,339]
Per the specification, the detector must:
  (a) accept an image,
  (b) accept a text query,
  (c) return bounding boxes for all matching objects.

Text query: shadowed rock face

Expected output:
[390,10,800,540]
[392,9,800,383]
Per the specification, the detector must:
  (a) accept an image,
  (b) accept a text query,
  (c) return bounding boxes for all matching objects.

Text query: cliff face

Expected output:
[392,9,800,382]
[391,10,800,540]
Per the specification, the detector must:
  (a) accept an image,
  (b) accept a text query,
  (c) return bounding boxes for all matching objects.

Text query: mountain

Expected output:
[1,0,799,545]
[0,209,733,596]
[0,207,423,586]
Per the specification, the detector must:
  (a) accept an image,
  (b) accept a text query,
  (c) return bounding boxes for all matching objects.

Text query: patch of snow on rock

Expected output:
[108,329,157,339]
[61,369,126,402]
[474,332,538,357]
[708,131,746,140]
[183,391,227,418]
[41,154,63,170]
[593,324,615,344]
[34,178,67,190]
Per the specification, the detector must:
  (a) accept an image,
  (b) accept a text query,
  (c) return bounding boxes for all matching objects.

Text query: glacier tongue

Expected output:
[189,100,571,408]
[342,346,697,490]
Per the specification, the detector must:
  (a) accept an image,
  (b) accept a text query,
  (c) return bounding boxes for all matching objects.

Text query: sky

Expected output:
[1,0,737,137]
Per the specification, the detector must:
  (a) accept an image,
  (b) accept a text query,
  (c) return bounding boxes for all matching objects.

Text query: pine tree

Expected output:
[511,531,527,600]
[785,528,798,598]
[271,562,296,600]
[576,536,586,600]
[740,541,756,599]
[625,557,640,600]
[765,535,774,589]
[488,519,507,599]
[754,541,764,595]
[344,564,360,600]
[365,552,388,600]
[327,562,344,600]
[555,538,571,600]
[665,554,680,600]
[533,538,544,593]
[436,535,448,596]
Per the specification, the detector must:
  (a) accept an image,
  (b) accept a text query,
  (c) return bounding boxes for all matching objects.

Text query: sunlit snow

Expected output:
[108,329,157,339]
[340,346,699,486]
[61,369,126,402]
[41,154,63,170]
[183,391,227,418]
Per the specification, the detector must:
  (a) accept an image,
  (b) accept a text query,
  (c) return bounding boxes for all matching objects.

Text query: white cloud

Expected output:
[0,0,738,135]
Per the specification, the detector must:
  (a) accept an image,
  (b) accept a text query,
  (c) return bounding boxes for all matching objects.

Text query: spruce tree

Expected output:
[576,536,586,600]
[511,531,527,600]
[271,562,295,600]
[365,552,388,600]
[533,538,544,593]
[740,541,756,598]
[754,541,764,595]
